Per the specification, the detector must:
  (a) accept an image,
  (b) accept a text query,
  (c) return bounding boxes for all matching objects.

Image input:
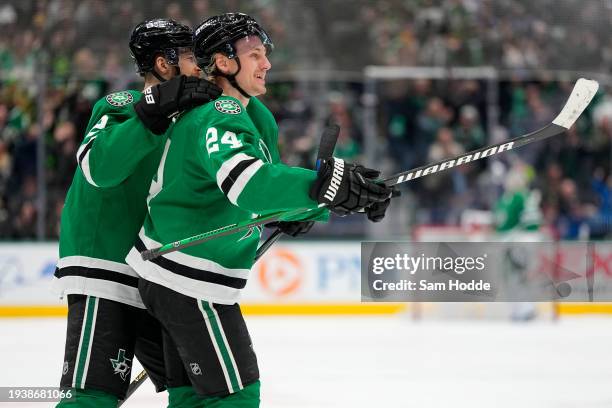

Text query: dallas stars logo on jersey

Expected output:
[110,349,131,381]
[214,100,242,114]
[105,92,134,107]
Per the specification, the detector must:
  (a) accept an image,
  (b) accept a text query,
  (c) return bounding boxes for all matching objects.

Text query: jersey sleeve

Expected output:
[197,103,323,215]
[76,92,163,188]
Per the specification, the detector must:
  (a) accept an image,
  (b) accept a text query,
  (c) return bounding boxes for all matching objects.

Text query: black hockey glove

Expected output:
[309,157,393,216]
[134,75,222,134]
[365,188,401,222]
[265,221,315,237]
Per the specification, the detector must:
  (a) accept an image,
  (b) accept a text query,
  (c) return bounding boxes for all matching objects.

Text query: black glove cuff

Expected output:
[134,101,172,135]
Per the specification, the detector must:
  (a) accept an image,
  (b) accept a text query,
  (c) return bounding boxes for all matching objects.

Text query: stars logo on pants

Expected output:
[110,349,131,381]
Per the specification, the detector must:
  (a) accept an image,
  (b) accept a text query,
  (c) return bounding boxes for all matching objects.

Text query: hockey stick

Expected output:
[117,368,147,407]
[255,228,283,259]
[141,78,598,261]
[254,124,341,260]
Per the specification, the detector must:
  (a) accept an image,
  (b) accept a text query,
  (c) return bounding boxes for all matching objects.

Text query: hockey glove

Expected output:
[365,188,401,222]
[134,75,222,134]
[309,157,393,216]
[265,221,315,237]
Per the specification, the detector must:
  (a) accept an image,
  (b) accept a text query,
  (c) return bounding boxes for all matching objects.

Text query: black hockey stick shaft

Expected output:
[117,368,148,407]
[254,228,283,259]
[254,124,340,260]
[383,122,562,186]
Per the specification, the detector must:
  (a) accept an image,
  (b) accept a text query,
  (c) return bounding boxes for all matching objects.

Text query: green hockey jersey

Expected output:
[126,96,328,304]
[54,90,167,308]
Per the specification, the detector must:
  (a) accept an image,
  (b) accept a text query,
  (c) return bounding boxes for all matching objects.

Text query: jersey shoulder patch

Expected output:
[214,99,242,115]
[105,91,134,107]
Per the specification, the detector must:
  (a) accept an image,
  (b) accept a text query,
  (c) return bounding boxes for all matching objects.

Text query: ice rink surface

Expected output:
[1,315,612,408]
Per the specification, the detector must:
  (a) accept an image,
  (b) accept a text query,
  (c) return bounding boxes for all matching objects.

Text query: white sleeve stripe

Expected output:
[76,136,95,162]
[215,153,255,189]
[76,136,99,187]
[227,160,264,205]
[80,149,99,187]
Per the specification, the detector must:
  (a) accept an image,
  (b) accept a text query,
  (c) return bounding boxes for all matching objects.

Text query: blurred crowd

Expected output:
[355,0,611,70]
[377,78,612,240]
[2,0,610,81]
[0,0,611,240]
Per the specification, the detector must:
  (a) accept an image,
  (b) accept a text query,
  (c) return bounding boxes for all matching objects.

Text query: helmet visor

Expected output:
[234,35,273,57]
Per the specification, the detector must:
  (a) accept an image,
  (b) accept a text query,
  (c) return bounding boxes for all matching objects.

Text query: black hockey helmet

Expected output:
[193,12,273,71]
[129,18,193,76]
[193,13,273,98]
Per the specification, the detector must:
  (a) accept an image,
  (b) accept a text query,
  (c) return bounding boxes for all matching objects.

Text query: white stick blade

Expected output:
[552,78,599,129]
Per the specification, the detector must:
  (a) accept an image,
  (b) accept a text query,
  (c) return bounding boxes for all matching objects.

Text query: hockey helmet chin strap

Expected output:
[217,57,251,99]
[151,65,181,83]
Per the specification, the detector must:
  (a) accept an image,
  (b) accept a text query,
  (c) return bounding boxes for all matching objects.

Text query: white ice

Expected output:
[1,316,612,408]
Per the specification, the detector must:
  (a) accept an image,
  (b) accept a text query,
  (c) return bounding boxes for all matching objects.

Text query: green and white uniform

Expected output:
[126,96,327,304]
[54,90,197,402]
[54,90,167,308]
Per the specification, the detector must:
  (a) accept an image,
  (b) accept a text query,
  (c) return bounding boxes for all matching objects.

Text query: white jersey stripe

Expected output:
[52,276,145,309]
[226,160,264,205]
[216,153,255,190]
[126,247,242,305]
[57,256,137,276]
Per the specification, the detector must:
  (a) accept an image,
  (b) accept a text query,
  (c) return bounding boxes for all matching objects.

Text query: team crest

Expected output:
[215,100,242,115]
[110,349,131,381]
[105,91,133,107]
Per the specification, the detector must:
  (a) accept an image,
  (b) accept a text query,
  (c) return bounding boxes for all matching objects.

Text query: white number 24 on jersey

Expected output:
[205,128,243,155]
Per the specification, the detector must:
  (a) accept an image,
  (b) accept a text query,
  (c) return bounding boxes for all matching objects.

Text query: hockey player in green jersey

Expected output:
[54,19,222,408]
[126,13,395,407]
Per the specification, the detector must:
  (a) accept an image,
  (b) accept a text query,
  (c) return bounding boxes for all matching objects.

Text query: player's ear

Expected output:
[154,55,169,75]
[214,53,230,74]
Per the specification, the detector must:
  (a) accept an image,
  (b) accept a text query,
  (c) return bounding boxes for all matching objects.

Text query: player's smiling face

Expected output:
[234,36,271,96]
